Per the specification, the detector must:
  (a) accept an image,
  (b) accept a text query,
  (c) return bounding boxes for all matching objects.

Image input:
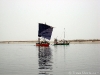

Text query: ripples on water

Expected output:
[0,44,100,75]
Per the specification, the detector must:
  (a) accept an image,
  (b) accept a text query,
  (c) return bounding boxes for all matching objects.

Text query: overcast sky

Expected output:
[0,0,100,41]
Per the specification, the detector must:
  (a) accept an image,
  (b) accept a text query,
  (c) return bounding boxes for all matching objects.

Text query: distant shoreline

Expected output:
[0,40,100,44]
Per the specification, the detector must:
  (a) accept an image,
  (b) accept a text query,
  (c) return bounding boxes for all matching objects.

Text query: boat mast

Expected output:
[64,28,65,40]
[44,22,46,41]
[38,37,40,43]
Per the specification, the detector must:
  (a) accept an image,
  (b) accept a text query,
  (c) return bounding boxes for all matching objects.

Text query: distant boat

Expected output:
[36,23,53,47]
[54,28,69,45]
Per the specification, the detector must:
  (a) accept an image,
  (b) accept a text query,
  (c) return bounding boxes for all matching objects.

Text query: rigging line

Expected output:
[64,28,65,39]
[56,28,65,39]
[60,31,64,39]
[60,28,65,40]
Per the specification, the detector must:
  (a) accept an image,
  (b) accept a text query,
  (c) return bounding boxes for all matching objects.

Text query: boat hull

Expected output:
[54,43,69,45]
[36,43,49,47]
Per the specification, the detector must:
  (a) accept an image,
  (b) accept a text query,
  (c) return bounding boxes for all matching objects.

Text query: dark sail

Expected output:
[38,23,53,40]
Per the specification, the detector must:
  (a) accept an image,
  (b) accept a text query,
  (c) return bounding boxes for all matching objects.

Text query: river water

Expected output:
[0,44,100,75]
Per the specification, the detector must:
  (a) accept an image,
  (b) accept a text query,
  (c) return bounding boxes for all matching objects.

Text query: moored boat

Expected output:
[54,28,70,45]
[54,38,69,45]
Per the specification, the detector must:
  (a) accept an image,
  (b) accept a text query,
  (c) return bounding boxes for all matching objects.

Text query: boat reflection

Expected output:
[38,47,53,75]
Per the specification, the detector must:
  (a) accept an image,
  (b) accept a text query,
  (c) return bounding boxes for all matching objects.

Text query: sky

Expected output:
[0,0,100,41]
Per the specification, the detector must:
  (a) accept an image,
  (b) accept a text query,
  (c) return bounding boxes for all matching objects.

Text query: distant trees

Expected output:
[67,39,100,42]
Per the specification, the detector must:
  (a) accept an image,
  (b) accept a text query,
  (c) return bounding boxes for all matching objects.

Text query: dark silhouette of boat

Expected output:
[36,23,53,47]
[54,28,69,45]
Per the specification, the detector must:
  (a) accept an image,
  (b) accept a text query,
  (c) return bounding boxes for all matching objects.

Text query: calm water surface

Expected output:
[0,44,100,75]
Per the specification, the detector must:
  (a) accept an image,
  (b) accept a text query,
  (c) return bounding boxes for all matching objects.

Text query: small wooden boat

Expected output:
[54,28,70,45]
[36,42,50,47]
[54,39,69,45]
[36,23,53,47]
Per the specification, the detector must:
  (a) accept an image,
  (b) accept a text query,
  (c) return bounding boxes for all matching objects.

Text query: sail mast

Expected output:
[38,37,40,43]
[64,28,65,39]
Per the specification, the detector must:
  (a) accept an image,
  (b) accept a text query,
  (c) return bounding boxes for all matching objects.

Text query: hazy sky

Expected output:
[0,0,100,41]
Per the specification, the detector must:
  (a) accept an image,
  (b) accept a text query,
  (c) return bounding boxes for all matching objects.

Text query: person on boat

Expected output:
[65,40,68,43]
[54,38,58,44]
[40,40,49,44]
[61,40,63,43]
[63,39,65,44]
[38,37,40,44]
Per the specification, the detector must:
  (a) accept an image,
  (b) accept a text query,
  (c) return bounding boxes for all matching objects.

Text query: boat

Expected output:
[54,28,69,45]
[36,23,53,47]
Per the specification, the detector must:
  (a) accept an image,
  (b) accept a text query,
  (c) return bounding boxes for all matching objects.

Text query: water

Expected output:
[0,44,100,75]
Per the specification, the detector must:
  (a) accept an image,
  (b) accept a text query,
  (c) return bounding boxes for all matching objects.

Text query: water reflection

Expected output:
[38,47,53,75]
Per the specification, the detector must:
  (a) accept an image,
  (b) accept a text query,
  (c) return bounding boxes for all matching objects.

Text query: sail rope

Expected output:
[56,28,65,40]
